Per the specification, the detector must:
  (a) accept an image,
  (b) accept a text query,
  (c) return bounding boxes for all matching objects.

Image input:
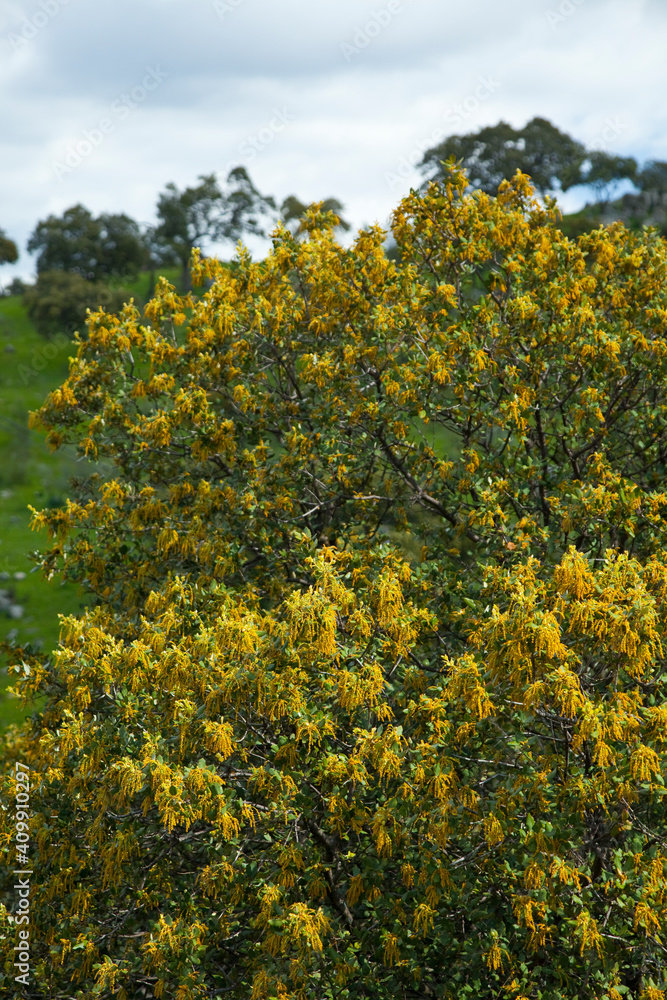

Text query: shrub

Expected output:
[3,171,667,998]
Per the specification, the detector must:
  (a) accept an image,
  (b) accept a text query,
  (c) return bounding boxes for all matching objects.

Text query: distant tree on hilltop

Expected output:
[420,117,644,205]
[27,206,147,281]
[0,228,18,267]
[280,195,351,237]
[150,168,276,287]
[420,117,587,196]
[637,160,667,194]
[580,150,637,203]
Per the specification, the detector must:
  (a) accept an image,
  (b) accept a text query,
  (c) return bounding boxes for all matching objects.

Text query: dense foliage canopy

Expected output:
[584,153,639,204]
[3,169,667,999]
[637,162,667,196]
[0,227,19,267]
[419,118,663,207]
[151,169,277,285]
[420,118,588,196]
[27,206,147,282]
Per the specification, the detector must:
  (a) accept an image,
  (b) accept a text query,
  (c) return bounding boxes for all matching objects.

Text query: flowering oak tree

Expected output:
[3,169,667,999]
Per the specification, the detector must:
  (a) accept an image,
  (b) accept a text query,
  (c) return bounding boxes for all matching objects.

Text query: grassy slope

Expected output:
[0,270,181,728]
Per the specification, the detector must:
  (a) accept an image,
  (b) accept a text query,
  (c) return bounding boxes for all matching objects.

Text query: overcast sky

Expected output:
[1,0,666,281]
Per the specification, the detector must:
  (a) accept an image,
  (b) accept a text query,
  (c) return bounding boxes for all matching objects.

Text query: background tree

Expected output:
[4,277,27,296]
[27,205,146,281]
[280,194,351,237]
[580,149,638,203]
[4,170,667,999]
[28,204,99,278]
[96,211,148,277]
[224,165,278,241]
[0,228,18,268]
[637,159,667,194]
[420,116,587,195]
[151,167,276,286]
[22,270,127,338]
[419,117,645,206]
